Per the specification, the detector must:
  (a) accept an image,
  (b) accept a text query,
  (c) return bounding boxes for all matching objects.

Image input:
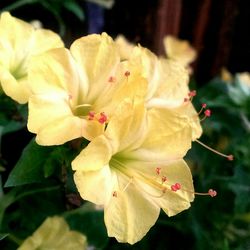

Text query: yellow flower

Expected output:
[221,67,233,82]
[237,72,250,88]
[18,216,87,250]
[115,35,135,60]
[27,32,147,145]
[72,99,195,244]
[163,35,197,69]
[0,12,64,103]
[123,45,202,140]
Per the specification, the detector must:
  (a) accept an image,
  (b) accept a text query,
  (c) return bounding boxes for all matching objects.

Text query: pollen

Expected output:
[171,183,181,192]
[188,90,196,97]
[161,176,167,183]
[98,112,108,124]
[204,109,211,117]
[124,71,130,77]
[208,189,217,197]
[156,167,161,175]
[88,111,95,120]
[108,76,115,82]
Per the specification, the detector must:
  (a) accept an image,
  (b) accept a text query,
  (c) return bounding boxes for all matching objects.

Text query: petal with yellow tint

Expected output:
[0,67,30,104]
[104,174,160,244]
[173,102,202,141]
[105,99,147,152]
[31,29,64,56]
[28,48,87,99]
[18,216,87,250]
[70,32,120,103]
[164,35,197,67]
[127,46,161,101]
[126,107,193,161]
[72,135,113,171]
[115,34,134,60]
[0,12,33,53]
[125,159,194,217]
[74,165,114,205]
[28,93,74,134]
[35,115,84,146]
[147,58,189,109]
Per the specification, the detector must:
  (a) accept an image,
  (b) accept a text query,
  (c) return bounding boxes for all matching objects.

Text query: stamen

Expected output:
[122,178,133,192]
[184,90,197,103]
[161,176,167,183]
[108,76,115,82]
[156,167,161,175]
[208,189,217,197]
[112,191,117,197]
[195,139,234,161]
[177,184,218,198]
[197,103,207,115]
[199,109,212,122]
[193,189,217,197]
[204,109,211,117]
[124,71,130,77]
[98,112,108,124]
[171,183,181,192]
[188,90,196,97]
[88,111,95,120]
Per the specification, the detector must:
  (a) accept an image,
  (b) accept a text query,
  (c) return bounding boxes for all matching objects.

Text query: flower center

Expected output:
[73,103,93,117]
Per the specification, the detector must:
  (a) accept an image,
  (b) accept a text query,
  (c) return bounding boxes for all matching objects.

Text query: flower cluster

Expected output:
[0,12,221,245]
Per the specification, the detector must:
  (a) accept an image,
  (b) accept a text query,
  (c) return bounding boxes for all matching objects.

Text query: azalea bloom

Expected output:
[163,35,197,70]
[72,99,196,244]
[27,32,147,145]
[0,12,63,103]
[18,216,87,250]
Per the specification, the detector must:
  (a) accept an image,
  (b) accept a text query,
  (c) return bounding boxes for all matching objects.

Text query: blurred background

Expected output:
[0,0,250,249]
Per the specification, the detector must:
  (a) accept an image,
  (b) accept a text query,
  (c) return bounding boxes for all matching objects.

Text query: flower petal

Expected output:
[104,174,160,244]
[18,216,87,250]
[70,32,119,103]
[35,115,84,146]
[72,135,113,171]
[31,29,64,56]
[126,159,194,217]
[106,99,147,152]
[0,67,30,103]
[74,165,114,205]
[0,12,33,53]
[127,107,193,161]
[28,48,86,99]
[27,93,74,134]
[147,58,189,108]
[164,35,197,67]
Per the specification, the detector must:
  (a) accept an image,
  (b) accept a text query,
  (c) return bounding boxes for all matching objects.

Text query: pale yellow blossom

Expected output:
[0,12,63,103]
[163,35,197,69]
[27,32,147,145]
[72,99,195,244]
[18,216,87,250]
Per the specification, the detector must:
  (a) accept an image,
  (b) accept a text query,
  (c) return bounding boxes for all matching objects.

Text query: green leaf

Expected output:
[0,233,8,240]
[227,166,250,213]
[2,120,26,135]
[1,0,38,12]
[63,1,85,21]
[4,139,55,187]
